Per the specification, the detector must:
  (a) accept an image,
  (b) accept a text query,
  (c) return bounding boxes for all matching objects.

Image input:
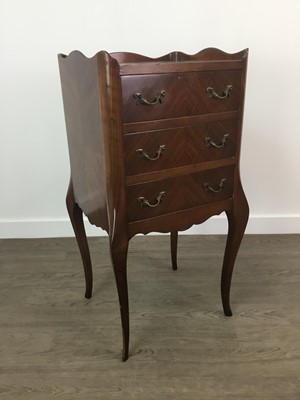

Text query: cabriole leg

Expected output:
[221,186,249,316]
[66,179,93,299]
[110,238,129,361]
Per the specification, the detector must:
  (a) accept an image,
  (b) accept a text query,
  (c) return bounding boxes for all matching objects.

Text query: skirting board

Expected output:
[0,215,299,239]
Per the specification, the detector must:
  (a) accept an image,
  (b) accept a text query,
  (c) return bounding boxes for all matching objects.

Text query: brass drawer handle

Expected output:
[137,191,166,208]
[206,134,229,148]
[136,145,166,161]
[133,90,166,106]
[204,178,226,193]
[206,85,232,99]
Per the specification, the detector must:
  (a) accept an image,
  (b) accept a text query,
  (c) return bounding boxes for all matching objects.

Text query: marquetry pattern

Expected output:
[124,119,238,176]
[121,70,242,123]
[126,166,234,222]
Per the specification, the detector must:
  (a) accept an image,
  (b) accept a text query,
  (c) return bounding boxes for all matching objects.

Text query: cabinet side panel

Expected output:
[96,53,129,240]
[58,52,108,230]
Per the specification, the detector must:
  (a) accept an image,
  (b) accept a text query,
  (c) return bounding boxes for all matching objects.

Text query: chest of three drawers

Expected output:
[58,48,249,361]
[120,61,244,234]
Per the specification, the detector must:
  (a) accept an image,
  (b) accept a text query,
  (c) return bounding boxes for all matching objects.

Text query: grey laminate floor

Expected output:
[0,235,299,399]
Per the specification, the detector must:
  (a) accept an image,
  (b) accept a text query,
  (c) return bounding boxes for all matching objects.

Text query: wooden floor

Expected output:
[0,234,299,399]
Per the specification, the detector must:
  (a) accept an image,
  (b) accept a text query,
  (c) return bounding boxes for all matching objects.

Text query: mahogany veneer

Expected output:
[58,48,249,361]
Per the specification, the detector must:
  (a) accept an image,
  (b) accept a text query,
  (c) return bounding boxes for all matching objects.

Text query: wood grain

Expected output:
[123,119,238,176]
[0,235,300,399]
[121,70,242,123]
[126,166,234,222]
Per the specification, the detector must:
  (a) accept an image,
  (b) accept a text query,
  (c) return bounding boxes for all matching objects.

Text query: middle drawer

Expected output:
[124,119,238,176]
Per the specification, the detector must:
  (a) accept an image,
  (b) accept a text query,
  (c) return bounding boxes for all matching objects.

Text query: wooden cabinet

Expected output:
[58,48,249,361]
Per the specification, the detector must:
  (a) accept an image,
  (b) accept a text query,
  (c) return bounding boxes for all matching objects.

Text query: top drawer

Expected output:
[121,70,242,124]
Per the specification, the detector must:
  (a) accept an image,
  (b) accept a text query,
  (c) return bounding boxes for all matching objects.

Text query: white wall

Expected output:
[1,0,300,238]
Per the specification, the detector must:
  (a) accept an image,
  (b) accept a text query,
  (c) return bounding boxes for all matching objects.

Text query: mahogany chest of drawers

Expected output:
[58,48,249,361]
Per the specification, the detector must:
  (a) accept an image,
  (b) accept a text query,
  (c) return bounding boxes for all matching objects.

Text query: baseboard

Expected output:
[0,215,299,238]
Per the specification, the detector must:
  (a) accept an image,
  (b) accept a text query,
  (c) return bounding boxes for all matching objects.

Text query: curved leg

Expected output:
[110,238,129,361]
[66,179,93,299]
[221,184,249,316]
[170,231,178,270]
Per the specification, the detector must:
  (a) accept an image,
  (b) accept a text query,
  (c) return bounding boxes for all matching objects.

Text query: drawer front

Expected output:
[126,166,234,222]
[124,120,237,176]
[121,71,242,123]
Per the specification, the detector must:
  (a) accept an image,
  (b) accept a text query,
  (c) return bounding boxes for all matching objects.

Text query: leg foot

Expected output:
[66,179,93,299]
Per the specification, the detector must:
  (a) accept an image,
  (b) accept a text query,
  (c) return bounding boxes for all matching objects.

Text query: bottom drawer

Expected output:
[126,166,234,222]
